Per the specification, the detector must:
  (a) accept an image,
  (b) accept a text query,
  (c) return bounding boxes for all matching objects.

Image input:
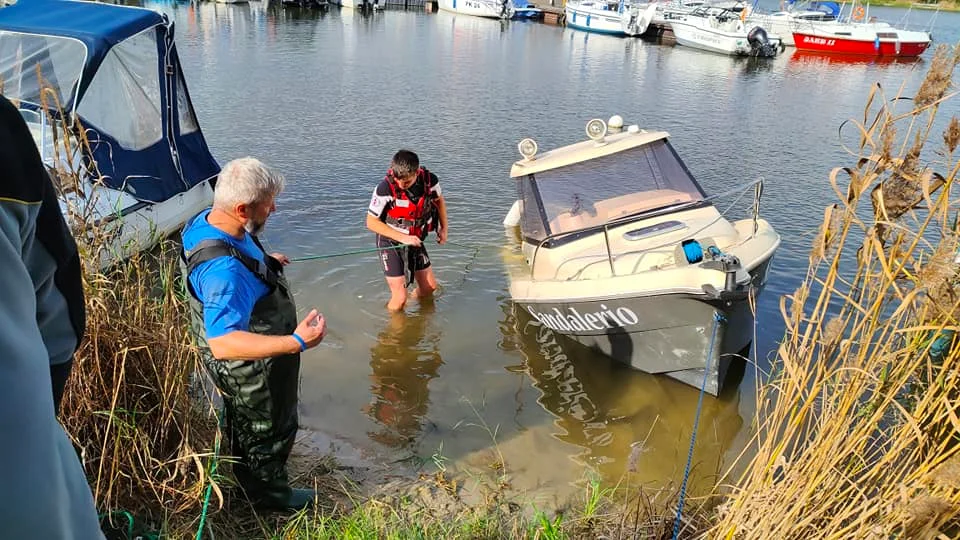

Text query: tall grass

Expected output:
[710,44,960,538]
[61,241,217,536]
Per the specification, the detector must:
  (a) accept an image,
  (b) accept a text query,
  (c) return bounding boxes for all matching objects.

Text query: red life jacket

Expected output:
[384,167,437,239]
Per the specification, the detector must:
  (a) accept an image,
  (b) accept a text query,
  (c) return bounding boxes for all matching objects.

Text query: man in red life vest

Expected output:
[366,150,448,311]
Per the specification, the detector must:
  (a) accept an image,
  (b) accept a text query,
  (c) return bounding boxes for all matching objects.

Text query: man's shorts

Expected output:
[377,235,431,279]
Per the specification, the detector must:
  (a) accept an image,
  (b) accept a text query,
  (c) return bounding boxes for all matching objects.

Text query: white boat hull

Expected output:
[63,178,215,270]
[438,0,513,19]
[671,18,781,56]
[565,2,657,36]
[514,280,763,396]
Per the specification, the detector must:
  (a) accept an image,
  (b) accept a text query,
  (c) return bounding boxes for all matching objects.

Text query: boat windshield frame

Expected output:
[0,30,88,114]
[689,5,740,18]
[516,138,710,249]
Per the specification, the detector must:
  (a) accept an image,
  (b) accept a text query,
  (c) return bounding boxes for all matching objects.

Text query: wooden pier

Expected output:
[534,3,565,25]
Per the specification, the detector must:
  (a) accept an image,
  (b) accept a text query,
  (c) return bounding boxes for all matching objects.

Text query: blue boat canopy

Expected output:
[0,0,220,203]
[785,0,841,17]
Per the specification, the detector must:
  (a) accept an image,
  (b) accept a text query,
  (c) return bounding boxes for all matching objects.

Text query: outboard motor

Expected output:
[747,26,779,58]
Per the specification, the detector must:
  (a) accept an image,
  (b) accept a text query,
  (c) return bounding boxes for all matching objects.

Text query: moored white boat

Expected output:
[651,0,744,27]
[438,0,514,19]
[502,117,780,395]
[0,0,220,269]
[670,5,782,56]
[565,0,658,36]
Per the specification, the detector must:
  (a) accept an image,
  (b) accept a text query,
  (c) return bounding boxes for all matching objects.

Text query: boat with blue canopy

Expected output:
[0,0,220,267]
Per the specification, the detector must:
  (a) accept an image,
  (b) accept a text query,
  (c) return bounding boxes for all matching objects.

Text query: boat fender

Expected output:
[503,200,523,228]
[681,239,704,264]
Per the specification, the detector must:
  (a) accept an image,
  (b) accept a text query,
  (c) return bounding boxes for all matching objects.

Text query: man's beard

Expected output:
[244,219,266,236]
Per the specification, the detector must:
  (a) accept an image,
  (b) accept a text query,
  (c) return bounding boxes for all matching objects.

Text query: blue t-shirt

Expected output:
[182,209,271,339]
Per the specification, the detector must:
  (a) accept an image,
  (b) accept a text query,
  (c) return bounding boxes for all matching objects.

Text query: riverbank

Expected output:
[869,0,960,11]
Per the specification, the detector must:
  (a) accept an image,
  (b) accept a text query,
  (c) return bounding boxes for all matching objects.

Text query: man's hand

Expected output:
[294,309,326,349]
[401,235,422,247]
[437,227,447,245]
[271,252,290,266]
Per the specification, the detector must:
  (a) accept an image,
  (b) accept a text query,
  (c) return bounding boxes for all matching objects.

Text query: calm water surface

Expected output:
[145,0,960,501]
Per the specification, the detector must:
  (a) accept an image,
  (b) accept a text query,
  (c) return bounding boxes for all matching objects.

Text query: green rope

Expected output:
[289,240,479,263]
[195,411,224,540]
[289,244,403,262]
[98,510,135,539]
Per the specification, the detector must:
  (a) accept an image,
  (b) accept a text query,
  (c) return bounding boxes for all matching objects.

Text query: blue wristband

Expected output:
[291,332,307,352]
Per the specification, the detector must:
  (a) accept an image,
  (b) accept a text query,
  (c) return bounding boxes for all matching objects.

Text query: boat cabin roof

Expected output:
[510,129,670,178]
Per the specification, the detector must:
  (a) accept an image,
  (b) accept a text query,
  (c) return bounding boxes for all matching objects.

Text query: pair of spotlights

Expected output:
[518,116,635,160]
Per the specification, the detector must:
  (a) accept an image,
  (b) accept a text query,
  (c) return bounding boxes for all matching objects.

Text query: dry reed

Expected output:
[710,45,960,539]
[31,90,220,535]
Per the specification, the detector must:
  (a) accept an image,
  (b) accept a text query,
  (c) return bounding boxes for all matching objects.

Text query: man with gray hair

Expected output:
[181,157,326,510]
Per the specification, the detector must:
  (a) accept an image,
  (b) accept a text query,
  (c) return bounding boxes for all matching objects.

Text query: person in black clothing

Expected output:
[365,150,448,311]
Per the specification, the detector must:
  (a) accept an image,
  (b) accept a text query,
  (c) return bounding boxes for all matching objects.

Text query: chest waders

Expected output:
[181,236,300,507]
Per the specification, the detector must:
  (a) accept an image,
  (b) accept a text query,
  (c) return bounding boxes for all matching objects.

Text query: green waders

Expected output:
[181,240,301,508]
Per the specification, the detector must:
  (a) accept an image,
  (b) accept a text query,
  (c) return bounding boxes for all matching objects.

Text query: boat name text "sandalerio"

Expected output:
[801,36,836,47]
[526,305,640,333]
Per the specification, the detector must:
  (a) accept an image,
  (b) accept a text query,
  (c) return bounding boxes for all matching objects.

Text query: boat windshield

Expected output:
[0,31,86,109]
[518,139,707,243]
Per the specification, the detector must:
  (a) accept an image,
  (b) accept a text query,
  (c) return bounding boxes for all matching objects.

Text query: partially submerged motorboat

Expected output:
[502,117,780,395]
[0,0,220,268]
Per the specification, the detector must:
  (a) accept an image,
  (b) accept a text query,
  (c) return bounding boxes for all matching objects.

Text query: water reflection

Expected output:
[364,302,444,449]
[501,296,744,492]
[788,49,925,68]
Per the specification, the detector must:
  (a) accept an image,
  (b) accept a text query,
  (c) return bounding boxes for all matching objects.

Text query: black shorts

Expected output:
[377,235,431,278]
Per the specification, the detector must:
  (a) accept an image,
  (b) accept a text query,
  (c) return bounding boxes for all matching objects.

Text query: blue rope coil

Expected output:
[681,239,704,264]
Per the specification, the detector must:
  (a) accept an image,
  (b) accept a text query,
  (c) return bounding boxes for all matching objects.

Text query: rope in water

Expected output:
[672,312,726,540]
[289,240,480,263]
[290,244,403,262]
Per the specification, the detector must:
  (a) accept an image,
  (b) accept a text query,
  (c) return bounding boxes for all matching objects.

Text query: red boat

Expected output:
[793,25,932,57]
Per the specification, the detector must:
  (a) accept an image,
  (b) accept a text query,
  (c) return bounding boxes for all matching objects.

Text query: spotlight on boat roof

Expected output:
[518,137,538,160]
[586,118,608,144]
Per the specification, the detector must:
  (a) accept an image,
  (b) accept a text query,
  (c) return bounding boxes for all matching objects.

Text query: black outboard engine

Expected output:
[747,26,779,58]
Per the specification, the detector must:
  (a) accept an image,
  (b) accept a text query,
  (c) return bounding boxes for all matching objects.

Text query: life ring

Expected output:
[852,5,865,21]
